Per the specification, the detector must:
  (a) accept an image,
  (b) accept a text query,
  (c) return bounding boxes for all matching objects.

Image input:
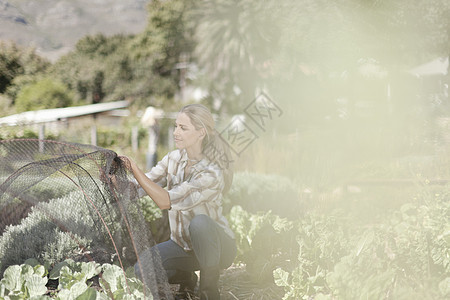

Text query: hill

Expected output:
[0,0,149,61]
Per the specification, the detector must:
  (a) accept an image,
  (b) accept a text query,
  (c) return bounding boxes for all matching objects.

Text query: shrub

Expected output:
[138,195,170,243]
[1,170,81,234]
[224,172,299,218]
[0,191,93,274]
[0,176,162,276]
[227,205,296,283]
[15,77,74,112]
[273,189,450,299]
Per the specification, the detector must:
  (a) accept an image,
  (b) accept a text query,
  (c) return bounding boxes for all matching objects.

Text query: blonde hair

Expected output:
[180,104,234,194]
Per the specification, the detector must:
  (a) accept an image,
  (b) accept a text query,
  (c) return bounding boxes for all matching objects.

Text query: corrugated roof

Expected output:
[0,100,129,126]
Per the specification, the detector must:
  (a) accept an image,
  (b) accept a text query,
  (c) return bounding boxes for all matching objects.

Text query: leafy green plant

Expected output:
[228,205,296,283]
[137,195,170,243]
[100,264,147,299]
[97,127,125,148]
[273,210,350,299]
[272,187,450,299]
[53,260,101,300]
[15,77,74,112]
[0,127,59,141]
[0,259,150,299]
[138,196,163,224]
[0,262,48,299]
[0,191,96,274]
[273,267,306,300]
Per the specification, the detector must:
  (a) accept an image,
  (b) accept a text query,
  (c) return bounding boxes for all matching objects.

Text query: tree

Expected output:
[0,41,49,97]
[49,8,193,108]
[92,70,105,104]
[0,47,22,94]
[127,0,196,107]
[49,34,132,104]
[192,0,282,112]
[193,0,449,114]
[15,78,74,112]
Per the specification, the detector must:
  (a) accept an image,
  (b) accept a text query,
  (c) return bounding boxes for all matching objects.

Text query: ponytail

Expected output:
[202,130,234,194]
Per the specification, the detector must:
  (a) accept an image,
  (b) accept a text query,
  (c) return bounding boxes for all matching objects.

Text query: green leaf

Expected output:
[80,262,101,281]
[0,283,6,297]
[57,265,87,291]
[1,265,22,292]
[25,275,48,298]
[272,216,294,233]
[125,266,136,279]
[113,289,127,299]
[49,261,70,280]
[21,264,35,283]
[33,266,46,278]
[75,286,97,300]
[95,292,111,300]
[58,266,74,289]
[122,294,139,300]
[24,259,40,268]
[273,268,290,287]
[57,288,73,300]
[29,296,52,300]
[355,230,374,257]
[70,281,88,298]
[100,264,126,294]
[130,289,146,299]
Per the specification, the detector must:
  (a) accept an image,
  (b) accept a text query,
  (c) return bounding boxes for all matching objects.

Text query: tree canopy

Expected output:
[15,77,74,112]
[0,41,49,96]
[0,0,448,115]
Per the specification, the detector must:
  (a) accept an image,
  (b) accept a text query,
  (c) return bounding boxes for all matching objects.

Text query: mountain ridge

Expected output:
[0,0,149,61]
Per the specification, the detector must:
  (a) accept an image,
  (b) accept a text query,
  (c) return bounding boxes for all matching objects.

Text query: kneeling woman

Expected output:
[128,104,236,300]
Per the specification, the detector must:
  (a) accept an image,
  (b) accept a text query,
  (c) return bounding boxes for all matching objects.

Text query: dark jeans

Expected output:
[135,214,236,283]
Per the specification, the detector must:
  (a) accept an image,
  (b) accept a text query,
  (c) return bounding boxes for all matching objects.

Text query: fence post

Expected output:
[132,126,139,152]
[91,125,97,146]
[141,106,164,171]
[146,124,159,171]
[38,124,45,153]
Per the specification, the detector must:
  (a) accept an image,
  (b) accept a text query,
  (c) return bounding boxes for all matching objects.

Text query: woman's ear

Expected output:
[199,128,207,140]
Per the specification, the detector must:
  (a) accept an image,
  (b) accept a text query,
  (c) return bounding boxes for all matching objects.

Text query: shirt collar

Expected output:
[180,148,209,170]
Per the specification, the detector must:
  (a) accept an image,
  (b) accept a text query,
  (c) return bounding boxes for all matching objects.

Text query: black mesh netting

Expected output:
[0,139,173,299]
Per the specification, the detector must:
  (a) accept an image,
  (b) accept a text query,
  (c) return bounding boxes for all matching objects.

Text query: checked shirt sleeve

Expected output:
[169,166,223,211]
[136,153,169,198]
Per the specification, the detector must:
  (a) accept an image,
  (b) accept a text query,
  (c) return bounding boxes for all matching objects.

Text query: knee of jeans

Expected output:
[134,263,142,279]
[189,214,212,236]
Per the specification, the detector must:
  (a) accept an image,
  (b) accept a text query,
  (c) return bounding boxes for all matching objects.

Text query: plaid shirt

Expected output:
[139,149,234,251]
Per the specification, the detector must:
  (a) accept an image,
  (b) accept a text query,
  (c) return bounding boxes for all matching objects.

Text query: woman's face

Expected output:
[173,112,204,151]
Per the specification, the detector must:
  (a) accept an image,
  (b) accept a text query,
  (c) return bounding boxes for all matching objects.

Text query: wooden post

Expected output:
[146,124,159,171]
[140,106,164,170]
[38,124,45,153]
[132,126,139,152]
[91,125,97,146]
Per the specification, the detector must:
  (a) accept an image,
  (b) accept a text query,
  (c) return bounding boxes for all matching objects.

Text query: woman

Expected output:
[127,104,236,300]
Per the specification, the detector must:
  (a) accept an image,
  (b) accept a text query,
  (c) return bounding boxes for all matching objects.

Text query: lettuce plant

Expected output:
[0,259,151,299]
[0,263,48,299]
